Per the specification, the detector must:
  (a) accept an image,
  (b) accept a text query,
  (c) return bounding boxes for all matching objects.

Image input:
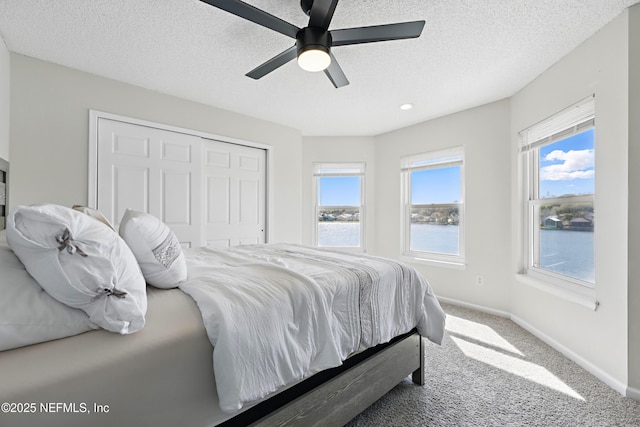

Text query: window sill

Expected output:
[318,246,365,254]
[515,273,599,311]
[401,255,466,270]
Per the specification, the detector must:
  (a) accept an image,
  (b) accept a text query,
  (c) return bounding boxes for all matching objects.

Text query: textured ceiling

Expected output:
[0,0,638,136]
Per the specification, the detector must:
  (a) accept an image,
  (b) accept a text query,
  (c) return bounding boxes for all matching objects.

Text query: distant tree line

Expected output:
[410,207,459,225]
[318,208,360,222]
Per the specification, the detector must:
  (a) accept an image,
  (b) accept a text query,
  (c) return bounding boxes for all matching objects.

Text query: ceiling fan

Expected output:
[200,0,425,88]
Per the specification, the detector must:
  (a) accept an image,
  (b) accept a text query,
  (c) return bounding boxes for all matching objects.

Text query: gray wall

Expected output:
[0,36,9,161]
[628,4,640,397]
[373,100,512,312]
[510,9,630,390]
[9,54,303,244]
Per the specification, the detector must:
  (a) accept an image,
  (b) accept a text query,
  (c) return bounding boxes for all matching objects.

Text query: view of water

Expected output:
[318,222,594,283]
[540,228,594,282]
[318,222,360,247]
[410,223,459,254]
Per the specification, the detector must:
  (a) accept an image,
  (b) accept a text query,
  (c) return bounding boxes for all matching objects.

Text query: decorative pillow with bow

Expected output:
[6,204,147,334]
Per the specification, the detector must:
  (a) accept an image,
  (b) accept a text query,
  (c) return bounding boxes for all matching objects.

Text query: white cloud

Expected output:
[541,149,594,181]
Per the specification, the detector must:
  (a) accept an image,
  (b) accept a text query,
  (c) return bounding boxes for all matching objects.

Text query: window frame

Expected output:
[401,146,465,266]
[519,96,596,299]
[313,162,366,251]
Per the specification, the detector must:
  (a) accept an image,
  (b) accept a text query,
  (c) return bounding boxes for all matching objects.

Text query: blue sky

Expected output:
[539,128,594,198]
[319,168,462,206]
[318,176,361,206]
[411,166,461,204]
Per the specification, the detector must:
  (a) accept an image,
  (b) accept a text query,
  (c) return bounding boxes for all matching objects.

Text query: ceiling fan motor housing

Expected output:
[300,0,314,16]
[296,26,332,56]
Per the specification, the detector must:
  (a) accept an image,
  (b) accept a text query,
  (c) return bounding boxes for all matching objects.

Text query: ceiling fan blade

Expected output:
[199,0,299,39]
[246,46,297,80]
[324,53,349,88]
[331,21,425,46]
[308,0,338,30]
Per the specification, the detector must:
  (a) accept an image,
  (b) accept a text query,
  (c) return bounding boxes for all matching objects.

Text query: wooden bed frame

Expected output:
[237,331,425,426]
[0,157,428,426]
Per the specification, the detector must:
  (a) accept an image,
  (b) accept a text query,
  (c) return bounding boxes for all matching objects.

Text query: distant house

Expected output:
[569,217,593,230]
[544,216,563,229]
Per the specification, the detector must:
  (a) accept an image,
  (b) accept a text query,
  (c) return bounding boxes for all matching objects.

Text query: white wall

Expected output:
[628,4,640,396]
[374,100,512,312]
[0,35,9,161]
[7,4,640,396]
[9,54,302,244]
[295,5,640,396]
[510,11,630,390]
[301,136,376,249]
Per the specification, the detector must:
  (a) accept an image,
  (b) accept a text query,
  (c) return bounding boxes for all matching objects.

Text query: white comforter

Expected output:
[179,244,446,413]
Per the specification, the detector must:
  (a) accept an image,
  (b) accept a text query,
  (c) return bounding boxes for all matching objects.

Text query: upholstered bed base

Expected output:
[0,285,424,427]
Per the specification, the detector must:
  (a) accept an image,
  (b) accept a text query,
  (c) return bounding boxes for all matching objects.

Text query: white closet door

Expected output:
[97,118,202,248]
[203,139,266,248]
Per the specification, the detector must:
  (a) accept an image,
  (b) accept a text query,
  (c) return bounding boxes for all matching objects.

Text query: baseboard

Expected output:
[438,296,511,319]
[439,296,633,399]
[626,385,640,401]
[510,314,628,397]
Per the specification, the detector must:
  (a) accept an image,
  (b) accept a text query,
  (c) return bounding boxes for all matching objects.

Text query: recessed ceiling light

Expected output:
[400,103,414,110]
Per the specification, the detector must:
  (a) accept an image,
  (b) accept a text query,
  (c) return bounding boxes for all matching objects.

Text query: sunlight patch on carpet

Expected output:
[450,335,585,401]
[446,315,523,356]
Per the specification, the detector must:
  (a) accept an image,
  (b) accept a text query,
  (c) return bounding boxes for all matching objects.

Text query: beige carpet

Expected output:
[346,303,640,427]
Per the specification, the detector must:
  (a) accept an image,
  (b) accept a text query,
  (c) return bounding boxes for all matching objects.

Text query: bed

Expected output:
[0,157,446,427]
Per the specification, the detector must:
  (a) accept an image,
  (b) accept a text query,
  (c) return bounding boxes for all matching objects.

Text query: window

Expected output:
[519,96,595,291]
[401,147,464,264]
[313,163,365,250]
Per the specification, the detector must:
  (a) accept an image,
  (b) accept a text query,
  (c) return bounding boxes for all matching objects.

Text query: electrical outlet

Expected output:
[475,276,484,286]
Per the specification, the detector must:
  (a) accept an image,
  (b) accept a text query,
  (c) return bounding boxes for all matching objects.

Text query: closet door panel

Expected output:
[96,117,267,248]
[97,119,201,247]
[203,139,266,247]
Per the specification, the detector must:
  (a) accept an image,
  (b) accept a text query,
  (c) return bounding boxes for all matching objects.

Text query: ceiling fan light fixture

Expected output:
[296,27,332,72]
[298,48,331,72]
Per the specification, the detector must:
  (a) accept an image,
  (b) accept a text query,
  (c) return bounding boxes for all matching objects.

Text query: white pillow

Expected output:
[72,205,116,232]
[6,204,147,334]
[0,230,97,351]
[119,209,187,289]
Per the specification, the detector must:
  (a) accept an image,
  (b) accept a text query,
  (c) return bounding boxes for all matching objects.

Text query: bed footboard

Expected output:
[250,332,423,427]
